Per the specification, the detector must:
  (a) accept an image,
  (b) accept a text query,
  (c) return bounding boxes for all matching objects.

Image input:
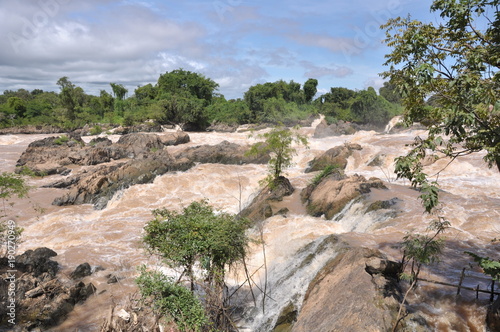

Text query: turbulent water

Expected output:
[1,119,499,331]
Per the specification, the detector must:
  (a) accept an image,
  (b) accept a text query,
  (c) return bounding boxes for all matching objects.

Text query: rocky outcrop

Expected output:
[0,248,95,330]
[313,119,358,138]
[301,174,387,219]
[0,125,65,135]
[305,143,362,172]
[239,176,294,222]
[173,140,270,165]
[292,247,402,332]
[160,132,190,146]
[49,152,193,209]
[207,122,239,133]
[16,132,191,175]
[112,123,162,135]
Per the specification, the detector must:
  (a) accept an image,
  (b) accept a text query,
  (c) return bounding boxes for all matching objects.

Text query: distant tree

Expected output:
[350,87,393,126]
[135,83,157,103]
[56,77,77,121]
[7,97,27,117]
[157,69,219,104]
[110,83,128,101]
[379,81,401,104]
[303,78,318,103]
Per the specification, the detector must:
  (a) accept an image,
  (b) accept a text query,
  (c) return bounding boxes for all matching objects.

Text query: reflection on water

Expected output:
[0,125,499,330]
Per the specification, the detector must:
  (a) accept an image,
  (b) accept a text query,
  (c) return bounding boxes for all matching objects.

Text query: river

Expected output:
[0,120,498,331]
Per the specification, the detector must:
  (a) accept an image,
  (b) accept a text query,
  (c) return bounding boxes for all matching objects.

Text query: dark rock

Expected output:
[487,295,500,332]
[305,143,362,173]
[239,177,294,222]
[273,302,298,331]
[70,263,92,280]
[16,247,58,277]
[207,122,239,133]
[0,125,65,135]
[301,174,387,220]
[366,198,401,213]
[89,137,113,147]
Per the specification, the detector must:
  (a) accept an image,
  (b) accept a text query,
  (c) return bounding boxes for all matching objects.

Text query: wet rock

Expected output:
[239,176,294,222]
[0,125,65,135]
[313,119,358,138]
[159,132,190,146]
[305,143,362,172]
[173,140,270,165]
[0,248,97,330]
[115,133,165,159]
[301,174,387,220]
[89,137,113,147]
[207,122,239,133]
[487,295,500,332]
[16,247,58,277]
[70,262,92,280]
[366,198,401,213]
[292,248,402,332]
[274,302,298,331]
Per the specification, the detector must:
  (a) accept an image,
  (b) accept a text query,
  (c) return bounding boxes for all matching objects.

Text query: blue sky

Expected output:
[0,0,437,99]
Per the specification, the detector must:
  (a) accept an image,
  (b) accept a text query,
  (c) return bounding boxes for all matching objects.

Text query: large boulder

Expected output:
[292,247,402,332]
[239,176,294,222]
[313,119,358,138]
[50,152,193,209]
[115,133,165,159]
[305,143,362,173]
[301,174,387,219]
[159,132,190,146]
[173,140,270,165]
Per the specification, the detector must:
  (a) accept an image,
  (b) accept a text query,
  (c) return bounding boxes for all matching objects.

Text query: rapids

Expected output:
[0,119,499,331]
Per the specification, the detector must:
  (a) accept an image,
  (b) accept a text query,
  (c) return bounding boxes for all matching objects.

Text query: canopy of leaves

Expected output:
[382,0,500,175]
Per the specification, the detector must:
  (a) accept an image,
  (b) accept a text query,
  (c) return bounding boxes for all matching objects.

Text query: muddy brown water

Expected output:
[0,123,498,331]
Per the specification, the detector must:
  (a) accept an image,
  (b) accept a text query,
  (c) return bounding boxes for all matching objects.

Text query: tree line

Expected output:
[0,69,403,130]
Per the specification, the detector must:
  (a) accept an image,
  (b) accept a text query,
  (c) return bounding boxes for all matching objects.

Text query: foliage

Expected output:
[0,172,30,256]
[53,135,69,145]
[247,125,308,188]
[310,164,341,187]
[89,125,102,136]
[465,252,500,281]
[382,0,500,177]
[142,200,250,330]
[157,69,219,104]
[136,267,207,332]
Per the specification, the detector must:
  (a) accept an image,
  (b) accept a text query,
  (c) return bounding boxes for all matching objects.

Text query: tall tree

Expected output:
[304,78,318,103]
[56,77,76,121]
[110,83,128,101]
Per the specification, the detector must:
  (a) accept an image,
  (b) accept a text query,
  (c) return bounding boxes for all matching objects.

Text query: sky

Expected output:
[0,0,438,99]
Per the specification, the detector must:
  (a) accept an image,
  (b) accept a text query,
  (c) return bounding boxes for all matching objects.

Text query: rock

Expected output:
[292,247,402,332]
[16,247,58,277]
[89,137,113,147]
[70,263,92,280]
[367,153,386,167]
[116,309,131,322]
[207,122,239,132]
[313,119,358,138]
[160,132,190,146]
[301,174,387,220]
[239,176,294,222]
[305,143,362,173]
[487,295,500,332]
[0,125,65,135]
[173,140,270,165]
[115,133,165,159]
[366,198,401,213]
[0,248,97,330]
[50,152,193,209]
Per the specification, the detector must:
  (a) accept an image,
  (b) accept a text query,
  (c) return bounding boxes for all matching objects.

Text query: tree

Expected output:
[142,200,250,330]
[7,97,27,117]
[157,69,219,104]
[110,83,128,101]
[57,77,77,121]
[382,0,500,179]
[303,78,318,103]
[350,87,394,126]
[248,125,308,188]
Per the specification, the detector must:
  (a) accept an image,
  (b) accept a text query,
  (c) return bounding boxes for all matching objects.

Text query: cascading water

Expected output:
[0,118,499,331]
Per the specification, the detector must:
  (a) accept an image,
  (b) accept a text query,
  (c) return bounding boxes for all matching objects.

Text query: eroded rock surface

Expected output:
[301,174,387,219]
[305,143,362,172]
